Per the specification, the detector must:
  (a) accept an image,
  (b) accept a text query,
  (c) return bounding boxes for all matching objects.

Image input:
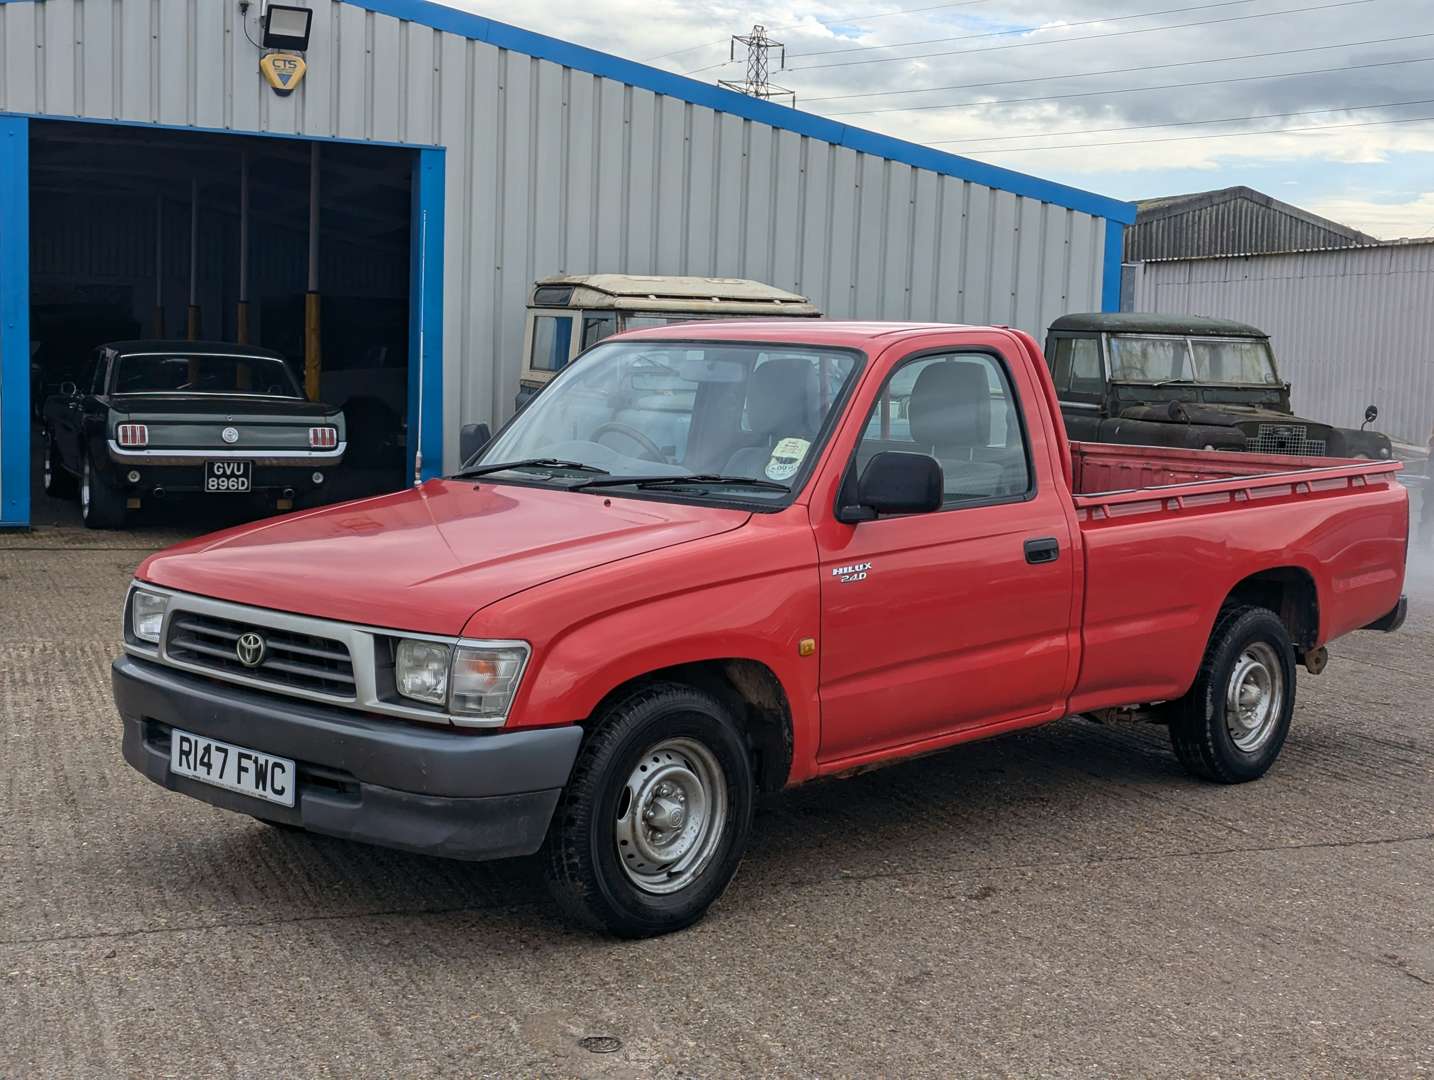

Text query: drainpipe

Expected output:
[237,149,250,344]
[304,143,321,400]
[187,176,200,341]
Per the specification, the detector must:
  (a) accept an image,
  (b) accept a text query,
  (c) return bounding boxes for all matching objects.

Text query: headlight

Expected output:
[394,639,451,705]
[130,588,168,643]
[449,643,529,719]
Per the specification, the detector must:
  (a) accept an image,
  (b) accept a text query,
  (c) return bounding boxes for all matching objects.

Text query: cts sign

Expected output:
[259,53,308,96]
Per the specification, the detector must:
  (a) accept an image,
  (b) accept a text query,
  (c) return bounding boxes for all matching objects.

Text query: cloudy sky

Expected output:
[435,0,1433,238]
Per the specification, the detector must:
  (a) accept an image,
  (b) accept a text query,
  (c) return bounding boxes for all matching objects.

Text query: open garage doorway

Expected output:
[18,119,422,528]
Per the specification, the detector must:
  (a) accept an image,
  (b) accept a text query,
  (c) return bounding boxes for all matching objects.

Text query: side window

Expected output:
[580,313,618,350]
[1066,337,1103,398]
[529,315,574,373]
[1049,338,1073,393]
[853,352,1032,506]
[88,349,108,395]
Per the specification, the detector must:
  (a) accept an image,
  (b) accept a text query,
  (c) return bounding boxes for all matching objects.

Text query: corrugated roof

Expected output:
[1127,186,1373,261]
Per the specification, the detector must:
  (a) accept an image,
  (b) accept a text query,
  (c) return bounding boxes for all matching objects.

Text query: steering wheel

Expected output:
[589,421,666,463]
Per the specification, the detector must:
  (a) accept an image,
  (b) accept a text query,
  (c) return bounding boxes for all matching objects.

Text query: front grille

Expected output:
[166,611,356,698]
[1244,422,1327,456]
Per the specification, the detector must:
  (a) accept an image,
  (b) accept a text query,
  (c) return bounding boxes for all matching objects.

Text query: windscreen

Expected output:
[112,353,301,396]
[1108,336,1189,382]
[1189,339,1280,385]
[479,340,861,500]
[1108,334,1281,386]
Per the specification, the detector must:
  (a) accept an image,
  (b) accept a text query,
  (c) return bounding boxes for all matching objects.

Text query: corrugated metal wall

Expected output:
[1127,244,1434,445]
[0,0,1113,467]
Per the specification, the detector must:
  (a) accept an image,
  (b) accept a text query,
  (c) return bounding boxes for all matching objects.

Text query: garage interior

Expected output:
[26,119,414,524]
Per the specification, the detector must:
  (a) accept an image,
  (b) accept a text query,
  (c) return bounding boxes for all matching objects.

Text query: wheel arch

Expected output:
[584,658,794,794]
[1220,565,1320,651]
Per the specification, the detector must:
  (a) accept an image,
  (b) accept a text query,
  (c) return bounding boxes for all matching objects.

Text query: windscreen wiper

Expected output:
[572,473,791,493]
[450,458,610,479]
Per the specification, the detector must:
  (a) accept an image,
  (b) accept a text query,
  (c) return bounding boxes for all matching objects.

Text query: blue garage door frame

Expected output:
[0,113,446,529]
[0,115,28,527]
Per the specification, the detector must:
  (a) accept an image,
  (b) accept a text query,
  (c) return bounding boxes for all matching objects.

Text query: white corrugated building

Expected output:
[0,0,1135,527]
[1124,242,1434,447]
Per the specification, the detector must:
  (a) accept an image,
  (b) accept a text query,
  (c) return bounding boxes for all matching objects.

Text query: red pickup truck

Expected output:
[115,322,1409,937]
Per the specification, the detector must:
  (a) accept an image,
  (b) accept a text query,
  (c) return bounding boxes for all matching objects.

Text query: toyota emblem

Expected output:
[235,632,267,668]
[221,426,240,444]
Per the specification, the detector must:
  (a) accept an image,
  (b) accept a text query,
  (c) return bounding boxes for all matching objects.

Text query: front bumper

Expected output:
[114,654,582,861]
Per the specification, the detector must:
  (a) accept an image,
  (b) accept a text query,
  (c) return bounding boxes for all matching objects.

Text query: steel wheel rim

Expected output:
[614,736,728,895]
[43,434,53,488]
[1226,641,1284,752]
[81,457,91,516]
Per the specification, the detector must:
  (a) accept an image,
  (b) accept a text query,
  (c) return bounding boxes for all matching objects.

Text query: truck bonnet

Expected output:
[136,479,751,635]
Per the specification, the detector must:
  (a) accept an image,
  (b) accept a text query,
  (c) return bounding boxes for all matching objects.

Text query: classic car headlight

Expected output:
[449,642,530,719]
[130,588,168,643]
[394,639,451,705]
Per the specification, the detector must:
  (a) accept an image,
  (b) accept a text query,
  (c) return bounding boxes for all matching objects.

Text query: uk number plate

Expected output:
[205,460,252,492]
[170,729,296,807]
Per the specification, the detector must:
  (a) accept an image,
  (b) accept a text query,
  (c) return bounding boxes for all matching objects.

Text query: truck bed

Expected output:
[1063,439,1407,717]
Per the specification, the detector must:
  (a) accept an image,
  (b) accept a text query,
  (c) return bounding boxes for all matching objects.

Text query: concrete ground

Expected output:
[2,508,1431,1078]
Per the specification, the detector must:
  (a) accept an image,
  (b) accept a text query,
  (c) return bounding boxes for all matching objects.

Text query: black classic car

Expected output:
[1044,313,1392,460]
[40,341,346,528]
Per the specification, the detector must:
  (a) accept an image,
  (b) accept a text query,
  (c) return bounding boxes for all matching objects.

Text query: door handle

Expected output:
[1024,537,1060,565]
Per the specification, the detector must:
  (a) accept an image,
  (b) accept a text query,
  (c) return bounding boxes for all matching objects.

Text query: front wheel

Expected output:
[1168,605,1296,783]
[41,430,76,498]
[542,683,755,938]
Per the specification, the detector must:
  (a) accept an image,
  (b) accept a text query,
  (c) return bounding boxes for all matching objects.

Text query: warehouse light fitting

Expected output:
[262,4,313,52]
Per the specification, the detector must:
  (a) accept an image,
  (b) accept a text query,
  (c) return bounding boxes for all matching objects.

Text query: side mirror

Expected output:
[459,422,492,465]
[59,381,78,397]
[1362,404,1378,430]
[837,451,943,523]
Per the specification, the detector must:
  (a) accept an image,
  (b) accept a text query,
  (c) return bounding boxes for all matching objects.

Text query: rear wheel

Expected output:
[542,683,755,938]
[1168,605,1296,783]
[41,429,76,498]
[80,453,127,529]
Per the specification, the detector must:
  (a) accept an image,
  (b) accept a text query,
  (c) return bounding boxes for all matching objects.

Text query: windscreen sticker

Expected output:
[765,437,811,481]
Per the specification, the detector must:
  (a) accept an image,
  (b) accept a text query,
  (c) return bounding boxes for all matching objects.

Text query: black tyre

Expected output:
[41,429,76,498]
[1169,605,1296,783]
[543,683,755,938]
[80,453,127,529]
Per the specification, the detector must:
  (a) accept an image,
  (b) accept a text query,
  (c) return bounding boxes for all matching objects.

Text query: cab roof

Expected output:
[531,275,822,316]
[1048,312,1268,337]
[536,274,810,302]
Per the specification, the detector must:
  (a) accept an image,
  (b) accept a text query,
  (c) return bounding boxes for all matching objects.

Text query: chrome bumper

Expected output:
[107,440,347,466]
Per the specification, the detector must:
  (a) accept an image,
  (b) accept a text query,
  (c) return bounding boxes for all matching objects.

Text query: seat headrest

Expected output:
[746,357,820,437]
[908,361,991,449]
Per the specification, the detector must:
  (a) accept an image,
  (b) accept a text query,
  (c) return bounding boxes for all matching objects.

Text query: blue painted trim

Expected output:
[0,116,29,528]
[351,0,1134,223]
[1101,221,1124,313]
[407,147,445,481]
[0,110,441,151]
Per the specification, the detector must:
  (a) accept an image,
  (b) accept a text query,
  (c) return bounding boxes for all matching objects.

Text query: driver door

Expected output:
[813,345,1076,763]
